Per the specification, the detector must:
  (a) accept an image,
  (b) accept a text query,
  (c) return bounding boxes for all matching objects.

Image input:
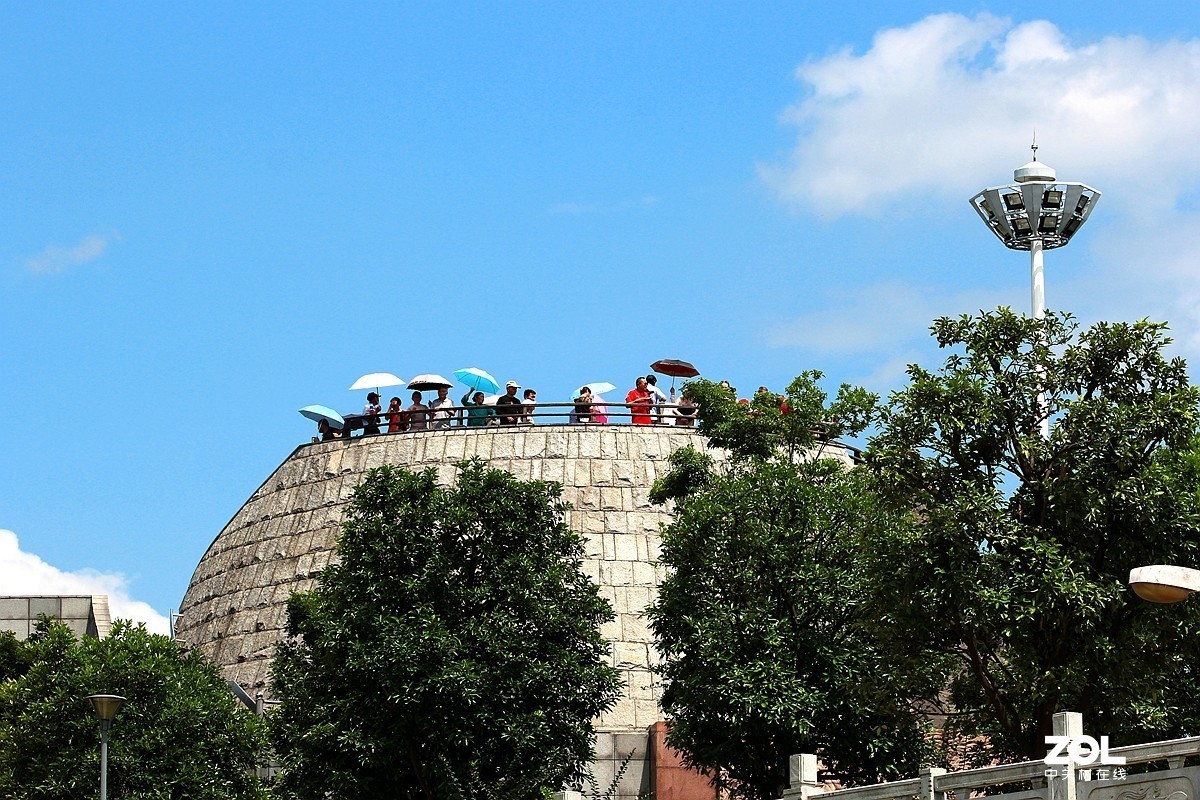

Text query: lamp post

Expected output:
[1128,565,1200,603]
[85,694,125,800]
[969,144,1101,436]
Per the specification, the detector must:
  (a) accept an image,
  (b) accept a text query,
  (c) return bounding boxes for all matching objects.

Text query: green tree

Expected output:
[270,461,621,800]
[647,375,934,800]
[0,619,269,800]
[866,308,1200,763]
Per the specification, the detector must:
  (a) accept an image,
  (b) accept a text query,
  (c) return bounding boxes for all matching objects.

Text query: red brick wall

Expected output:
[649,721,721,800]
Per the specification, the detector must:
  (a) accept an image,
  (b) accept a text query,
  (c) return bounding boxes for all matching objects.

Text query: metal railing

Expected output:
[316,401,700,441]
[782,712,1200,800]
[307,402,866,464]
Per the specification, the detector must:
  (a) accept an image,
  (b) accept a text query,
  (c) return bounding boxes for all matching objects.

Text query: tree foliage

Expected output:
[866,309,1200,762]
[270,461,621,800]
[671,373,876,465]
[647,375,933,800]
[648,310,1200,789]
[0,619,269,800]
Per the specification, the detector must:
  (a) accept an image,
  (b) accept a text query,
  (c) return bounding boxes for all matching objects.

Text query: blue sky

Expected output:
[4,4,1200,631]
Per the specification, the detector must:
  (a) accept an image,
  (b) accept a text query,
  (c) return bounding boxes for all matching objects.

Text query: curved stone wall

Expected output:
[179,426,717,728]
[178,424,854,795]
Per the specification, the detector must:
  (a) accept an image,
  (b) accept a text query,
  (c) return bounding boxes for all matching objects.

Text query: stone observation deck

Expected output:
[177,421,856,796]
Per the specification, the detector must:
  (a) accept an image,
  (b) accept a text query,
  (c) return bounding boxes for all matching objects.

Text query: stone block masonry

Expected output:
[178,425,725,797]
[177,424,854,799]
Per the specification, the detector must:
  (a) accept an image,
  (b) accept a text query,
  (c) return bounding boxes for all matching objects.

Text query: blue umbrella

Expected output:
[299,405,345,429]
[573,381,616,399]
[454,367,500,395]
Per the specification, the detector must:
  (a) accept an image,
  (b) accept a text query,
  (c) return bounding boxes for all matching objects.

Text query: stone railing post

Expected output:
[920,765,947,800]
[781,753,820,800]
[1048,711,1083,800]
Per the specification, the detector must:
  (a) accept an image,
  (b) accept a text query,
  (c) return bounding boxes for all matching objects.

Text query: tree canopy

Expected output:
[647,309,1200,793]
[0,619,269,800]
[270,461,621,800]
[647,374,933,800]
[866,309,1200,762]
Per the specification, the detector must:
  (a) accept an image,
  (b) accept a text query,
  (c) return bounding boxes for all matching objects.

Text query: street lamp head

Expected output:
[86,694,126,721]
[1128,565,1200,604]
[969,148,1100,252]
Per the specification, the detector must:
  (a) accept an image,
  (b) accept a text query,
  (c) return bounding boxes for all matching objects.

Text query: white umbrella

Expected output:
[349,372,406,392]
[408,374,454,391]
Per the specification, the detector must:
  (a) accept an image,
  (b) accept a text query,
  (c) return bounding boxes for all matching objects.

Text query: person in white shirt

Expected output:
[645,375,669,424]
[362,392,383,435]
[429,386,455,429]
[522,388,537,424]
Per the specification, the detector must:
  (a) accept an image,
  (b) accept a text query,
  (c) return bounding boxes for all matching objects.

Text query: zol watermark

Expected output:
[1044,735,1126,766]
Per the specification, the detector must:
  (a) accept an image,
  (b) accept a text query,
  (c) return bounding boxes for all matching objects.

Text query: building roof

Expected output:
[0,595,111,640]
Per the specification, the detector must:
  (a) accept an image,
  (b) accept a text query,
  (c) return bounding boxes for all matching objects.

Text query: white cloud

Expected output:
[769,282,942,353]
[858,351,926,395]
[767,280,1012,354]
[0,529,169,634]
[763,14,1200,217]
[25,233,116,274]
[762,15,1200,378]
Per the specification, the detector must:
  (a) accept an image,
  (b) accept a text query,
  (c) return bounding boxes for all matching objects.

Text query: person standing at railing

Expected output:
[386,396,407,433]
[461,390,494,427]
[572,386,592,424]
[362,392,383,435]
[626,377,653,425]
[496,381,523,425]
[430,386,455,429]
[645,374,669,424]
[675,389,697,426]
[521,388,537,424]
[592,392,609,424]
[316,419,343,442]
[406,391,430,431]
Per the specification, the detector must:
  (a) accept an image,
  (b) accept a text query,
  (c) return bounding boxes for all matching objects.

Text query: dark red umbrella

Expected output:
[651,359,699,378]
[651,359,700,393]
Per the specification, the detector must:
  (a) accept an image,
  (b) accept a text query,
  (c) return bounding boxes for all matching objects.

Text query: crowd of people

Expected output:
[315,374,700,441]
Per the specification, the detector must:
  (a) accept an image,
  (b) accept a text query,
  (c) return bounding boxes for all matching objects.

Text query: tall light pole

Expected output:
[86,694,125,800]
[969,145,1101,435]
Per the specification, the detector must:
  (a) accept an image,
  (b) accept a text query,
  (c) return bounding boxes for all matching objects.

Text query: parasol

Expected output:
[299,405,345,429]
[408,374,454,391]
[651,358,699,392]
[349,372,406,395]
[453,367,500,395]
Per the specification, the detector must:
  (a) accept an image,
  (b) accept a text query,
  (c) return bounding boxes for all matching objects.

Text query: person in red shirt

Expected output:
[626,377,653,425]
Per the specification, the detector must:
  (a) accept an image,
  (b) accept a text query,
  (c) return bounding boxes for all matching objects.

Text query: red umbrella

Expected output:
[651,359,700,392]
[651,359,699,378]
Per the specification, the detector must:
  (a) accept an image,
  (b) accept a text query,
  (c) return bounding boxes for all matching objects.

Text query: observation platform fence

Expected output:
[784,712,1200,800]
[329,401,698,439]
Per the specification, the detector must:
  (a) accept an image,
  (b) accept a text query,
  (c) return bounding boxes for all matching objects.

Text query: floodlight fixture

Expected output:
[969,143,1101,320]
[969,143,1100,439]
